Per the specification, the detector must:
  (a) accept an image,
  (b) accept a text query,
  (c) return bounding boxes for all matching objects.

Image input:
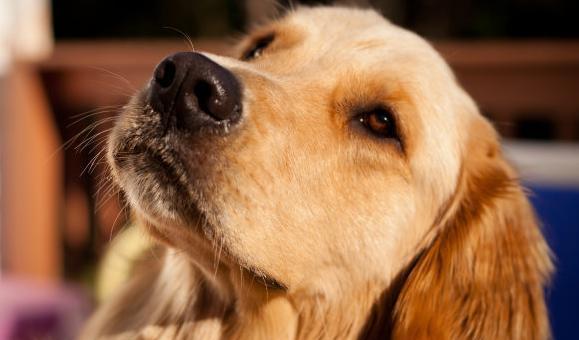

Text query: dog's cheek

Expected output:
[215,161,421,285]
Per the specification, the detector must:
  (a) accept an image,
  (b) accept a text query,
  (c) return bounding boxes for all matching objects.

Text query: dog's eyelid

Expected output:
[241,33,276,61]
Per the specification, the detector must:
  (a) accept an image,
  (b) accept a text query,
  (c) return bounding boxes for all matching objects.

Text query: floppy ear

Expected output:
[387,119,553,339]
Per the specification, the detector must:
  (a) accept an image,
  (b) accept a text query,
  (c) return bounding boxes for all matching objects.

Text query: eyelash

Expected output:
[242,34,275,61]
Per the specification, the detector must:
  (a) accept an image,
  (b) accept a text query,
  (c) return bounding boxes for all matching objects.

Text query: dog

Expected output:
[82,6,553,339]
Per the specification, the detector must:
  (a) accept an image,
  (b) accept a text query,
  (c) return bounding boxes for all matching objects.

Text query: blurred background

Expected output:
[0,0,578,338]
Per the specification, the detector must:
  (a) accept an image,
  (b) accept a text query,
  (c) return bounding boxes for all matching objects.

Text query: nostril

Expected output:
[149,52,242,131]
[155,59,176,88]
[193,80,214,119]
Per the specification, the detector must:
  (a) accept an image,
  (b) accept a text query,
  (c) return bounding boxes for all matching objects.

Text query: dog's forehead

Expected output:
[283,8,386,52]
[277,8,451,78]
[285,8,413,49]
[287,6,387,31]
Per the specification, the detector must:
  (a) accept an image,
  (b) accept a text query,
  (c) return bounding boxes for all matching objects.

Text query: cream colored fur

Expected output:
[82,6,552,340]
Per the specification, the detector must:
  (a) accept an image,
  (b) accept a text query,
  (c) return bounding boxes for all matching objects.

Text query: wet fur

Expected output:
[82,6,552,340]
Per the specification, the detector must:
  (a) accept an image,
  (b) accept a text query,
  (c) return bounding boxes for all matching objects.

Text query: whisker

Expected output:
[92,81,136,99]
[87,134,112,156]
[163,26,195,52]
[95,182,120,212]
[45,119,112,165]
[82,146,108,176]
[63,118,114,152]
[94,172,115,202]
[75,125,115,152]
[67,111,118,130]
[88,66,138,92]
[69,106,120,123]
[109,203,129,242]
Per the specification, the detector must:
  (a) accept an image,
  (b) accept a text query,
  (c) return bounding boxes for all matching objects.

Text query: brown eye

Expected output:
[242,34,275,61]
[357,108,398,139]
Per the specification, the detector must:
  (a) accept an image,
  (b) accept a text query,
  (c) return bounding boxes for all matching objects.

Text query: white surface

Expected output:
[0,0,53,75]
[0,0,12,75]
[503,140,579,187]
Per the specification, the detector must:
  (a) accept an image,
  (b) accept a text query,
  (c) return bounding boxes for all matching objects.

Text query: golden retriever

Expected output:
[82,6,553,340]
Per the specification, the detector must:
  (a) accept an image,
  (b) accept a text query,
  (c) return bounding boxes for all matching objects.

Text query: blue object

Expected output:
[528,184,579,340]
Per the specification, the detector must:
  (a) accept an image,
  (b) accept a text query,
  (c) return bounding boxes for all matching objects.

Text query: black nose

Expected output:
[149,52,242,131]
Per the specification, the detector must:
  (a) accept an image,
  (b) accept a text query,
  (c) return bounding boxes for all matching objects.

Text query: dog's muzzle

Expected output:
[148,52,242,133]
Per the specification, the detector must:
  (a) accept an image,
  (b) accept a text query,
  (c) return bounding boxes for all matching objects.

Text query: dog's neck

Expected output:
[161,248,386,340]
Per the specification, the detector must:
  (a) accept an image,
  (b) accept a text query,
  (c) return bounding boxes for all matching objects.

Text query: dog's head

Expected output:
[108,6,551,338]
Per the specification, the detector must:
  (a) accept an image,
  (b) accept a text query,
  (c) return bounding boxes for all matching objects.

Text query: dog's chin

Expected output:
[122,174,196,229]
[108,106,288,291]
[109,134,199,227]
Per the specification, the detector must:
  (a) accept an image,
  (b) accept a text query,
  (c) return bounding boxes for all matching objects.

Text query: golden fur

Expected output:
[82,6,553,339]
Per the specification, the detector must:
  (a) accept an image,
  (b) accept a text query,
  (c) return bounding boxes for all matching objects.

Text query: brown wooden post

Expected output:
[0,65,62,281]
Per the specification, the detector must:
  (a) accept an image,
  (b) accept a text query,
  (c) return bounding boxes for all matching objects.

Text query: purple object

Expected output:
[0,278,91,340]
